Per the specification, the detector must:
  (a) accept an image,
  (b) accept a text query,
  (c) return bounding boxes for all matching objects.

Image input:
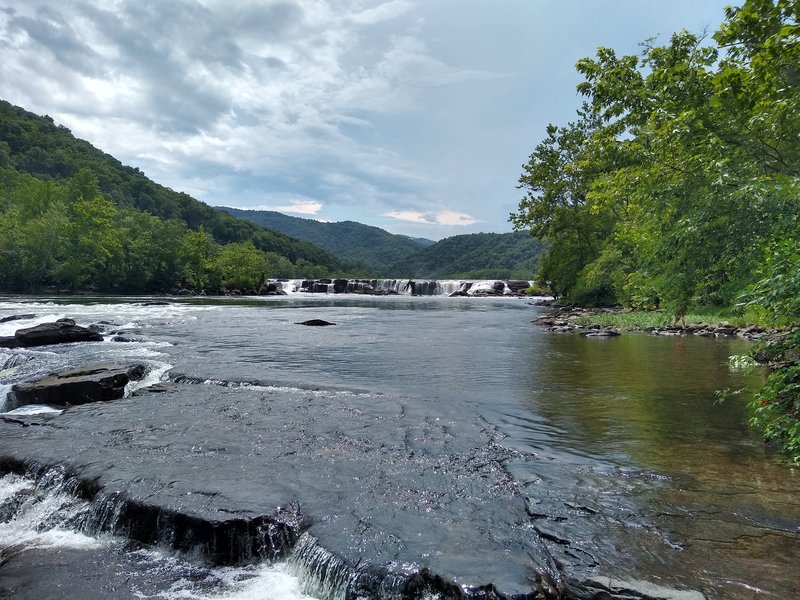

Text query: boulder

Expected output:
[580,576,706,600]
[581,329,622,337]
[7,363,147,409]
[506,280,531,294]
[296,319,337,326]
[0,313,36,324]
[4,319,103,348]
[713,325,738,336]
[0,336,20,349]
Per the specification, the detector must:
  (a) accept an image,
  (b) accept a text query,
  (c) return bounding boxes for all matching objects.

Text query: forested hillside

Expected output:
[388,232,543,279]
[220,207,541,279]
[0,100,342,270]
[219,207,431,274]
[511,0,799,460]
[0,100,346,293]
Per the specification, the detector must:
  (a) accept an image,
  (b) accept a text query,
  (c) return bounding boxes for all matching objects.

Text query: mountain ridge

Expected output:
[218,207,434,274]
[220,207,542,279]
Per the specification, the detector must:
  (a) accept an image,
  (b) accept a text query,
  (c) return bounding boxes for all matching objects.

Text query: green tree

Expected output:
[208,241,268,291]
[179,227,219,289]
[58,194,122,290]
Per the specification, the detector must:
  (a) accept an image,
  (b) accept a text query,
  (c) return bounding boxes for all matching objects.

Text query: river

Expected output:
[0,294,798,599]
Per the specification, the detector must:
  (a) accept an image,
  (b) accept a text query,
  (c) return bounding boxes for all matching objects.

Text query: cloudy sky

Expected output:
[1,1,731,240]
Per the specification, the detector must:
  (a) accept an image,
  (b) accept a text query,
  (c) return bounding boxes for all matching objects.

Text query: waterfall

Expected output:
[266,279,534,296]
[0,459,304,566]
[277,279,308,294]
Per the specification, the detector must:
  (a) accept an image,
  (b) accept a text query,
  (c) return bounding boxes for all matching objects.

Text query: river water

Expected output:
[0,295,798,599]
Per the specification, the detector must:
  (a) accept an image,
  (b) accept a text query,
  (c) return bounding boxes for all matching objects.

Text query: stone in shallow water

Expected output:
[2,319,103,348]
[8,363,146,408]
[583,576,706,600]
[295,319,337,326]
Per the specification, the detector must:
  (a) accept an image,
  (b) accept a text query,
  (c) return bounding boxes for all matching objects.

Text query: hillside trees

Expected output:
[511,0,800,314]
[0,168,336,293]
[0,100,344,274]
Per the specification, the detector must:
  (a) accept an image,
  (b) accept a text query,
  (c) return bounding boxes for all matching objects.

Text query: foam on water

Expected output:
[0,313,62,337]
[0,300,213,334]
[0,474,322,600]
[126,362,173,396]
[0,473,100,552]
[156,563,321,600]
[0,404,63,416]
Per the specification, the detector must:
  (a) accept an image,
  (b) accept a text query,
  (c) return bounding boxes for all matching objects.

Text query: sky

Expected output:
[0,1,733,240]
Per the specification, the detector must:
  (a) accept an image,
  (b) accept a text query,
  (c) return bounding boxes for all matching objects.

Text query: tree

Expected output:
[208,241,268,291]
[179,227,219,289]
[58,193,122,290]
[511,0,800,314]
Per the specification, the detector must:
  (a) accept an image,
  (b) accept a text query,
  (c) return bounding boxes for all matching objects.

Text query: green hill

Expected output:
[219,207,542,279]
[0,99,341,271]
[388,232,543,279]
[218,207,432,274]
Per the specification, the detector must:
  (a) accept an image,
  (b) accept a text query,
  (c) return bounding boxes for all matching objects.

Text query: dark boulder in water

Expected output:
[0,313,37,324]
[0,336,19,348]
[1,319,103,348]
[8,363,147,408]
[296,319,337,326]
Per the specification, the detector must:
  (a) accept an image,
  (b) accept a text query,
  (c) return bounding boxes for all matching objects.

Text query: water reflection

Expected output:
[515,332,800,599]
[516,333,755,462]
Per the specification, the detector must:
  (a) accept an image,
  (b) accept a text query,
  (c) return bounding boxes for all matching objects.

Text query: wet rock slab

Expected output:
[0,382,552,596]
[0,382,709,599]
[7,363,146,409]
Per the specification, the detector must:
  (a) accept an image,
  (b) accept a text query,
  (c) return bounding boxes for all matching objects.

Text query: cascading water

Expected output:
[0,469,325,600]
[266,278,536,296]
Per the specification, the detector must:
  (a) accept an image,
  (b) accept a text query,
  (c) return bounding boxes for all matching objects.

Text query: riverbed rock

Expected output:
[0,313,37,324]
[581,329,621,337]
[0,336,20,348]
[580,576,706,600]
[5,319,103,348]
[506,280,531,294]
[7,363,147,409]
[296,319,337,326]
[713,325,738,336]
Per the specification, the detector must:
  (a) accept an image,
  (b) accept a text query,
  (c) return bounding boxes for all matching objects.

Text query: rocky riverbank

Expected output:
[531,306,777,342]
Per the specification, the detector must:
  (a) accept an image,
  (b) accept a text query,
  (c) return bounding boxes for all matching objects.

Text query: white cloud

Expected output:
[350,0,414,25]
[384,209,476,226]
[384,210,431,224]
[247,199,324,215]
[435,210,477,226]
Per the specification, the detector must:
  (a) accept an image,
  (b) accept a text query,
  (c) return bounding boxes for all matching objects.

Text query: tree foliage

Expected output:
[0,100,381,292]
[512,0,799,313]
[0,100,344,274]
[511,0,800,459]
[387,232,542,280]
[220,207,432,275]
[0,166,345,293]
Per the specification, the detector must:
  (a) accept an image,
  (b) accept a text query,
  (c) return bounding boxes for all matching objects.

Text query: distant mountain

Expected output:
[388,232,543,280]
[218,207,432,274]
[398,235,436,247]
[220,206,542,279]
[0,100,342,271]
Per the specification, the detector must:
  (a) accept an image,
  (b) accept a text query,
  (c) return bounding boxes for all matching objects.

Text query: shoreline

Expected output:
[531,305,778,343]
